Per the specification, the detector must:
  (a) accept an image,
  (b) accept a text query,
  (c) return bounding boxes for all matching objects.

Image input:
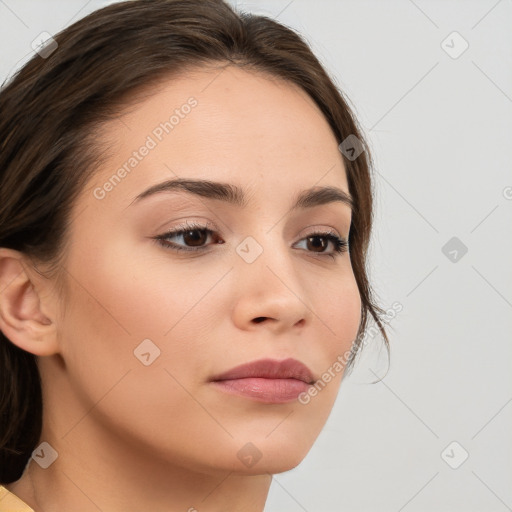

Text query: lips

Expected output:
[210,358,316,403]
[210,357,315,384]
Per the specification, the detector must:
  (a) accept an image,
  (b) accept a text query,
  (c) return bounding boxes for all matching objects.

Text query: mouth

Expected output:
[209,358,316,404]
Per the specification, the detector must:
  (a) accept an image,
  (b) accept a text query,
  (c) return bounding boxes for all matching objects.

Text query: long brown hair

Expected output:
[0,0,389,484]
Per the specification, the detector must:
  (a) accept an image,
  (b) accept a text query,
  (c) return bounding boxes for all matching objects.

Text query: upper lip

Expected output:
[210,358,316,385]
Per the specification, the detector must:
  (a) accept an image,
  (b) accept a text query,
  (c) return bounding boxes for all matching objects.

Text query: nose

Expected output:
[230,236,312,335]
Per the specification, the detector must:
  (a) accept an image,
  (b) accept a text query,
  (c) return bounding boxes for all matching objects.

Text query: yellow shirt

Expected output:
[0,486,34,512]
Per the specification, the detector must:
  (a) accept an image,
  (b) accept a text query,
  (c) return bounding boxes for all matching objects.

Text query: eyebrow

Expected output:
[129,178,354,212]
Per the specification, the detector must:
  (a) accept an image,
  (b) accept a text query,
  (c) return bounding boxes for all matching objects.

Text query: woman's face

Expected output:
[46,64,362,475]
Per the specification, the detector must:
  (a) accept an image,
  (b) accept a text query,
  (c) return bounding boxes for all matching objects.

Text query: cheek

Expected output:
[313,266,362,353]
[63,234,195,344]
[58,241,220,404]
[55,256,218,459]
[301,269,362,403]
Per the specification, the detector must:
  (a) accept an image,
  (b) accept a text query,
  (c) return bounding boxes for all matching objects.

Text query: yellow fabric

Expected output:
[0,486,34,512]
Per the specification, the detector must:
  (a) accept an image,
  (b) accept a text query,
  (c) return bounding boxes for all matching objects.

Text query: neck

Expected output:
[7,424,272,512]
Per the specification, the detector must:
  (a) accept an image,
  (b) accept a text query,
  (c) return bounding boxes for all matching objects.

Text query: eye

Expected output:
[153,221,348,260]
[294,230,348,260]
[153,221,221,253]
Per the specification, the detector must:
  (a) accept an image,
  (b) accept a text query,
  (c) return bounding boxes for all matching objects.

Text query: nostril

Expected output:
[253,317,266,324]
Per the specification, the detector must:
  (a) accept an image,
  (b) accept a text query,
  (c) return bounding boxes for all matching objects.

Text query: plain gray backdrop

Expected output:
[1,1,511,511]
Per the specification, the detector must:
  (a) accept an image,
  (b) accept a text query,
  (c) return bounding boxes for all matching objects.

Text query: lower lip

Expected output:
[211,378,311,403]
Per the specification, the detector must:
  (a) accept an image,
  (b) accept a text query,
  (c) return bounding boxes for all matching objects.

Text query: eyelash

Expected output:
[153,221,348,260]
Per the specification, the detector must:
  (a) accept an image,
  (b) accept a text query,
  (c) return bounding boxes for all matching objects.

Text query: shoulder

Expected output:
[0,485,35,512]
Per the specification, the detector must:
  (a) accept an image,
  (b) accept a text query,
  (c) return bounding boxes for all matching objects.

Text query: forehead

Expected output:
[84,64,349,212]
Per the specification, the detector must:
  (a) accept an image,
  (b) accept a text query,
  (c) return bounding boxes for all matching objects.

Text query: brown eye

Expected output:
[182,229,208,247]
[153,222,220,253]
[156,227,214,250]
[305,235,328,253]
[294,231,348,260]
[155,222,347,259]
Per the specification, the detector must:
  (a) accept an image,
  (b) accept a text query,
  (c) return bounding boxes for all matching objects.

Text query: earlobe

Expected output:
[0,248,59,356]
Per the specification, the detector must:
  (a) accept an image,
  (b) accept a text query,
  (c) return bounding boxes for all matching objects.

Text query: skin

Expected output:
[0,64,361,512]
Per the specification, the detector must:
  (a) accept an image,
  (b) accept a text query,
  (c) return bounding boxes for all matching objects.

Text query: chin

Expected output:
[227,434,316,476]
[232,449,310,476]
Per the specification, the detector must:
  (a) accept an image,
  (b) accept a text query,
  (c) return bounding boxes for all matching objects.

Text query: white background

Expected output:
[1,1,511,510]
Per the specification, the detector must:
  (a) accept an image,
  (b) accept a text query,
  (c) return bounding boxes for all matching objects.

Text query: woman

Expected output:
[0,0,389,510]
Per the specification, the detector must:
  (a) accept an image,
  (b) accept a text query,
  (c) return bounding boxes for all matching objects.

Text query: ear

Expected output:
[0,248,59,356]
